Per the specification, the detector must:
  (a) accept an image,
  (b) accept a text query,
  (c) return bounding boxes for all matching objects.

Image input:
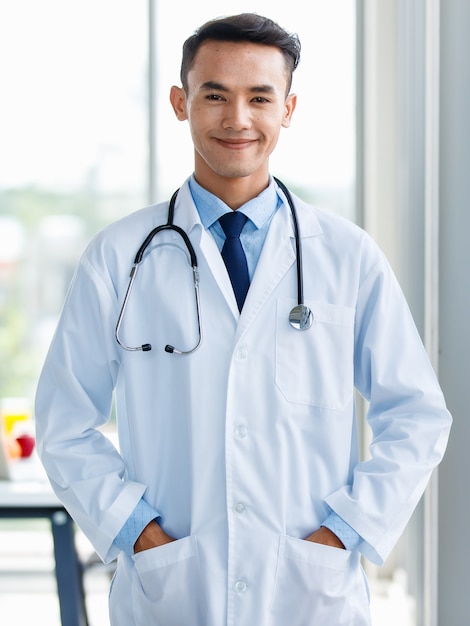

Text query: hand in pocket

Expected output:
[134,520,176,554]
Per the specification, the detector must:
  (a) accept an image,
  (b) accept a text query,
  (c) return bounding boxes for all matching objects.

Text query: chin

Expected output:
[211,162,263,180]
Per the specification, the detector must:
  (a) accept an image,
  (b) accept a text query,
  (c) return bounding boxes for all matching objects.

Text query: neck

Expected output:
[193,168,270,210]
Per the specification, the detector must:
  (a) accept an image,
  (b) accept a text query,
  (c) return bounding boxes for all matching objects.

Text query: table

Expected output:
[0,457,88,626]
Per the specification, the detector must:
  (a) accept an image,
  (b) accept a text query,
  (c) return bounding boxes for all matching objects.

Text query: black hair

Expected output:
[180,13,301,92]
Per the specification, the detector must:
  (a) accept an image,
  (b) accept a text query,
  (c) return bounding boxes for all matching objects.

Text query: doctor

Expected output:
[35,13,451,626]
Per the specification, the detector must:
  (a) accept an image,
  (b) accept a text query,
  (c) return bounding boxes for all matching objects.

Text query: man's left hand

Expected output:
[305,526,345,549]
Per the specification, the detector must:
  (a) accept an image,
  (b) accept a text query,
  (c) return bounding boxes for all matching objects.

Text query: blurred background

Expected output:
[0,1,468,624]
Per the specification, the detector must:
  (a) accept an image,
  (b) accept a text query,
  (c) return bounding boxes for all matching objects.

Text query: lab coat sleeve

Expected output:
[35,247,146,563]
[325,248,452,565]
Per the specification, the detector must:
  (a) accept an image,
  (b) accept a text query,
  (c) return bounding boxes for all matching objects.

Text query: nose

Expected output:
[222,99,252,131]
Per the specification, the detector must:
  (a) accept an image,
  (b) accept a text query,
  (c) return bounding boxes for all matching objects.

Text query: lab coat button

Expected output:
[234,580,247,593]
[233,502,246,514]
[236,346,248,360]
[234,425,248,439]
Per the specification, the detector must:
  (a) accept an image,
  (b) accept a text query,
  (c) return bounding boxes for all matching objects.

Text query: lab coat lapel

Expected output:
[236,194,323,339]
[199,227,241,318]
[236,202,295,336]
[172,181,241,319]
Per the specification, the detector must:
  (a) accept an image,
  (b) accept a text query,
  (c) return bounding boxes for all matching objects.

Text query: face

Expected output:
[170,40,296,198]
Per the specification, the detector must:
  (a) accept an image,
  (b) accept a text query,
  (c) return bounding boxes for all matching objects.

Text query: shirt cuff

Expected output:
[322,512,362,551]
[113,498,160,555]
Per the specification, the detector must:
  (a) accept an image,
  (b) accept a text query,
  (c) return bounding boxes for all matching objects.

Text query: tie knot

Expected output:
[219,211,247,238]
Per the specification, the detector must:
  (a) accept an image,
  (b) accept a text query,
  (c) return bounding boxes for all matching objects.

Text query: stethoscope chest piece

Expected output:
[289,304,313,331]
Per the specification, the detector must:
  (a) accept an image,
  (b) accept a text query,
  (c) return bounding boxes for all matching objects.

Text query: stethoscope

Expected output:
[115,177,313,355]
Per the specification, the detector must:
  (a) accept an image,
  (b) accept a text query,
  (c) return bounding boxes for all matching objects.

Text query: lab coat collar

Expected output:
[274,182,324,240]
[168,177,324,240]
[170,178,205,235]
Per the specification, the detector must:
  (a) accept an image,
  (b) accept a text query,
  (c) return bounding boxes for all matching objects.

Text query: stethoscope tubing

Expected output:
[273,177,304,307]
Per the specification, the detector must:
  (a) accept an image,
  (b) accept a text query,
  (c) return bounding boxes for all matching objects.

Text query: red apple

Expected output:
[15,434,35,458]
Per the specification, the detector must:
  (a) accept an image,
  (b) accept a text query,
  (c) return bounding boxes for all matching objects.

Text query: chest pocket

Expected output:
[275,299,355,411]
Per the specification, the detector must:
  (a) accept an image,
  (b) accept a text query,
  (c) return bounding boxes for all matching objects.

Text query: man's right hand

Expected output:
[133,520,176,554]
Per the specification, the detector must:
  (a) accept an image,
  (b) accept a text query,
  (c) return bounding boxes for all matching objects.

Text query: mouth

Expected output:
[214,137,257,150]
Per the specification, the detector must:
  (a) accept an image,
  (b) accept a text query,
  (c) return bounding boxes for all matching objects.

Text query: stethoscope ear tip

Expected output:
[142,344,152,351]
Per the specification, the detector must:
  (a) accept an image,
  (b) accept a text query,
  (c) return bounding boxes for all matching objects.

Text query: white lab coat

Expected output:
[35,179,451,626]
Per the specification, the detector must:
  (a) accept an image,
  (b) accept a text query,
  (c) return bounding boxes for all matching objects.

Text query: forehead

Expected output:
[187,40,289,90]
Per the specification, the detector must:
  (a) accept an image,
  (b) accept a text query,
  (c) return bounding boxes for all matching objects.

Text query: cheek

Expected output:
[188,108,219,135]
[264,122,283,143]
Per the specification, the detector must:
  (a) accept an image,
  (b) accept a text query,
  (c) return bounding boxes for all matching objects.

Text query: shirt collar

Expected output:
[188,174,280,230]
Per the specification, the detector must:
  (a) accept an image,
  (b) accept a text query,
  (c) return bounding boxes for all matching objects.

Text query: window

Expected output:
[0,1,148,403]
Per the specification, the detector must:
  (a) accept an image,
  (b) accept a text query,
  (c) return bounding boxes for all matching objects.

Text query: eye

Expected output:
[252,96,270,104]
[206,94,225,101]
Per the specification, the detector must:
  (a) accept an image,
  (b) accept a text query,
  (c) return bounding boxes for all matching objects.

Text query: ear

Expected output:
[169,85,188,121]
[282,93,297,128]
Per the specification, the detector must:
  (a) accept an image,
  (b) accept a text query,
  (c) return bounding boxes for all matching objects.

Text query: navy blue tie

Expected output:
[219,211,250,311]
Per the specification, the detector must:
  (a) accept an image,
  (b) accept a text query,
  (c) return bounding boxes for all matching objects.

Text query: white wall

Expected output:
[363,1,470,622]
[437,1,470,624]
[361,2,462,624]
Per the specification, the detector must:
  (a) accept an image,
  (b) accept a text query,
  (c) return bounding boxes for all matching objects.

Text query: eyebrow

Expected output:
[200,81,276,94]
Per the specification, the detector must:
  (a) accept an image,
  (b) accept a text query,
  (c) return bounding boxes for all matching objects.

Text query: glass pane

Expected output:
[0,1,148,402]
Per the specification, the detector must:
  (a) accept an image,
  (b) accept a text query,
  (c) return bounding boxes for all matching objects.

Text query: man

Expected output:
[35,13,451,625]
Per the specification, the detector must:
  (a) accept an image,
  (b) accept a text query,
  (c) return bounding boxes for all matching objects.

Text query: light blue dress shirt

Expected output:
[113,176,361,554]
[189,174,281,280]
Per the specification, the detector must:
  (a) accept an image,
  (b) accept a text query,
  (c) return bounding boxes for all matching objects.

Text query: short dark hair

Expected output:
[180,13,301,93]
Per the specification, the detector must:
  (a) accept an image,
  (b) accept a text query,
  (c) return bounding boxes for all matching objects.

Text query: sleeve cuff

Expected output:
[322,511,362,551]
[113,498,160,555]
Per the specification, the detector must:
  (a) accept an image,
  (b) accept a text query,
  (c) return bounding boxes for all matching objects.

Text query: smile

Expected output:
[215,138,257,150]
